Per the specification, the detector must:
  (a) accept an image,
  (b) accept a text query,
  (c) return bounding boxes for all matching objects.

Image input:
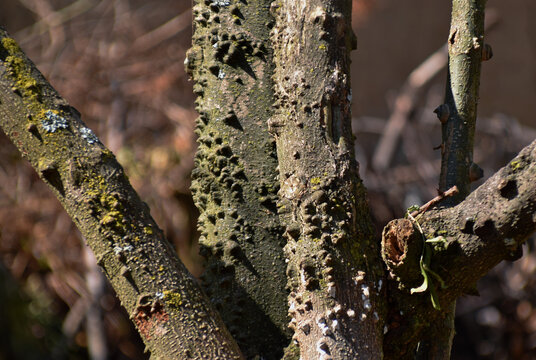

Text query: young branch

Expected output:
[439,0,488,203]
[0,28,243,359]
[409,185,458,217]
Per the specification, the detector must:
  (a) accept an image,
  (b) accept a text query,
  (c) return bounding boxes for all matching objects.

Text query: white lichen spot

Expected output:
[300,269,306,286]
[316,317,331,336]
[361,284,370,297]
[327,283,336,298]
[347,89,352,102]
[42,111,68,132]
[333,304,342,315]
[373,312,379,322]
[282,174,305,199]
[378,279,383,291]
[80,127,99,144]
[363,298,372,312]
[384,325,389,334]
[155,292,164,300]
[361,313,367,321]
[472,36,481,49]
[354,270,365,285]
[289,301,296,312]
[212,0,230,7]
[113,245,133,255]
[331,319,339,331]
[217,68,226,79]
[347,309,355,318]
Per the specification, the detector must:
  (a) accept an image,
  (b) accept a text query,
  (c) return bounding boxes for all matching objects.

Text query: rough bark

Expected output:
[185,1,290,358]
[382,139,536,358]
[0,28,243,360]
[270,1,386,358]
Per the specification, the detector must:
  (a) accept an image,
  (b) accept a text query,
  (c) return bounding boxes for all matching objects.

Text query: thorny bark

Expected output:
[424,0,487,357]
[186,1,290,358]
[0,28,243,360]
[270,1,386,358]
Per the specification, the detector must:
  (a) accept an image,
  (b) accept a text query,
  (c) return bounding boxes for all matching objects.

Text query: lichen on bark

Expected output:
[0,27,243,360]
[270,1,385,358]
[186,1,290,358]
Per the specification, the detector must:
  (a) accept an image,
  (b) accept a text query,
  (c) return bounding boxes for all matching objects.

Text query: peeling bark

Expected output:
[270,1,386,358]
[0,28,243,360]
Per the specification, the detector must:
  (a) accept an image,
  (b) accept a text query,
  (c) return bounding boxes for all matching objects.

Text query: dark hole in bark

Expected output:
[385,229,405,263]
[474,219,497,238]
[449,29,457,45]
[41,167,65,196]
[461,217,475,234]
[499,179,518,199]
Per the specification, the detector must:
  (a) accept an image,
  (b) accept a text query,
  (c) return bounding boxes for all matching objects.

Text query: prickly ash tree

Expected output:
[1,0,536,359]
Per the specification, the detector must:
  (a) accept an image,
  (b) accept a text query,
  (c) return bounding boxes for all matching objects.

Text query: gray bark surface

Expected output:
[270,1,386,358]
[186,1,290,358]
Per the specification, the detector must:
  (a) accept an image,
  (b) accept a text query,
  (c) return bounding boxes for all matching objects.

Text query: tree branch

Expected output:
[439,0,488,203]
[382,138,536,358]
[382,1,489,357]
[0,27,243,359]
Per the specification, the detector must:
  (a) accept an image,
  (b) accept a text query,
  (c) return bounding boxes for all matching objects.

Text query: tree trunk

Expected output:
[186,1,290,358]
[270,0,386,358]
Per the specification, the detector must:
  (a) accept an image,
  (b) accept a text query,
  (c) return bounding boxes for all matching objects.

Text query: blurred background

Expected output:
[0,0,535,359]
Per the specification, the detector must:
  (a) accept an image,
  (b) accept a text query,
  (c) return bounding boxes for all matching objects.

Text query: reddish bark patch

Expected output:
[133,300,169,340]
[383,218,415,264]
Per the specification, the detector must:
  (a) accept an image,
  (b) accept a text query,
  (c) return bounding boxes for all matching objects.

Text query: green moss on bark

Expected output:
[0,27,243,359]
[187,2,290,358]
